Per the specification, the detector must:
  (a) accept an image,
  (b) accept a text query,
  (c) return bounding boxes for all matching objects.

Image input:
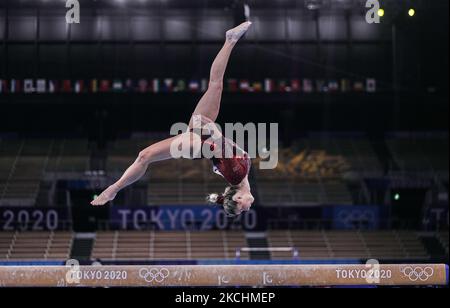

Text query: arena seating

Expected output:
[0,230,435,261]
[438,232,449,255]
[386,135,449,175]
[336,139,384,176]
[91,231,249,260]
[267,230,330,259]
[45,139,90,173]
[267,230,429,260]
[0,139,52,206]
[89,230,430,261]
[0,136,447,207]
[0,138,90,206]
[253,140,356,205]
[0,231,73,261]
[294,138,384,176]
[147,159,226,205]
[106,139,158,175]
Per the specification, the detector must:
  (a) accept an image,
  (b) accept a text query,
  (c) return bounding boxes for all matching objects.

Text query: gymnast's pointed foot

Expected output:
[226,21,252,44]
[91,185,118,206]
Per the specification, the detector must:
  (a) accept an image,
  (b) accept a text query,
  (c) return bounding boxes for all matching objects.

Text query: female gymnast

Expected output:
[91,21,254,217]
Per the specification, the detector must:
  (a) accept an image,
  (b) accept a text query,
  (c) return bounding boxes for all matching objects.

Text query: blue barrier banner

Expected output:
[424,204,449,230]
[0,207,68,231]
[110,205,383,231]
[0,205,383,231]
[329,205,380,230]
[110,206,259,231]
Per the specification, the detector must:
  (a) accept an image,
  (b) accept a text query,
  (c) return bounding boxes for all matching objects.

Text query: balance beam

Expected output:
[0,264,447,287]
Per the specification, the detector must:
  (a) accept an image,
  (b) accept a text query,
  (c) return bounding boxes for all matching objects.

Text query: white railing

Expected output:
[235,247,299,260]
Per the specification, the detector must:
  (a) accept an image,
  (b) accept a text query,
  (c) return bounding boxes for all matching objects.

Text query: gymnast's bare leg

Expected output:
[189,21,252,126]
[91,21,252,206]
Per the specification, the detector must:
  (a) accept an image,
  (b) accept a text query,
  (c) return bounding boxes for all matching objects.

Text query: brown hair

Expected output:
[206,186,239,217]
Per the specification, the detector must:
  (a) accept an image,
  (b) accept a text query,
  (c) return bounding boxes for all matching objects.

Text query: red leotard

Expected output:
[192,130,251,186]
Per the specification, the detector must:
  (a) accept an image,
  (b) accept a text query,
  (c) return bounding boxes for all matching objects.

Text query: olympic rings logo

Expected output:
[139,268,170,283]
[337,209,376,227]
[401,266,434,282]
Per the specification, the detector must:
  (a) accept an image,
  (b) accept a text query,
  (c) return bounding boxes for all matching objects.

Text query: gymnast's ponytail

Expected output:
[207,186,240,217]
[206,193,225,205]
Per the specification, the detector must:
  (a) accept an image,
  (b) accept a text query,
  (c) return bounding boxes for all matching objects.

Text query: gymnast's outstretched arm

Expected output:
[91,133,198,206]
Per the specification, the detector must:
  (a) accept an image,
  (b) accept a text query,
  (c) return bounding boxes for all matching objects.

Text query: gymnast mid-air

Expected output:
[91,22,254,217]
